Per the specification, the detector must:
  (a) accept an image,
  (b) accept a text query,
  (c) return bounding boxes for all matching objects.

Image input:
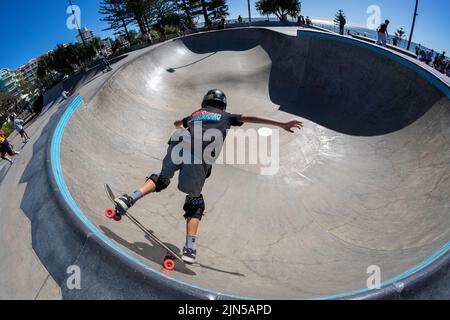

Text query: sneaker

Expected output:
[114,194,134,215]
[9,159,14,165]
[14,151,20,155]
[182,247,197,264]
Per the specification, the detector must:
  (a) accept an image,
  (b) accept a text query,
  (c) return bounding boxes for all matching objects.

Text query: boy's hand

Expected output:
[282,120,303,133]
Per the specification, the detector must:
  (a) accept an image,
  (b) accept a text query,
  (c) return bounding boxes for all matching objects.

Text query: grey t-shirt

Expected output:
[13,119,24,131]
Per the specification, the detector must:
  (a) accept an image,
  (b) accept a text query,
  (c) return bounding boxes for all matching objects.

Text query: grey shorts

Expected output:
[160,143,212,196]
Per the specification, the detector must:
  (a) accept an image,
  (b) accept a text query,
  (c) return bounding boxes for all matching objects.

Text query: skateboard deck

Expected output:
[104,183,189,270]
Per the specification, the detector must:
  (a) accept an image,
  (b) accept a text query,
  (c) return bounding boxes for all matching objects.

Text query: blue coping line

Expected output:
[298,30,450,99]
[52,93,450,299]
[50,95,250,300]
[313,240,450,300]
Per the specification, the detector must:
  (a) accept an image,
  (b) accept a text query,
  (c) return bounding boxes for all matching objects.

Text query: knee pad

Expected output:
[183,194,205,220]
[147,174,170,192]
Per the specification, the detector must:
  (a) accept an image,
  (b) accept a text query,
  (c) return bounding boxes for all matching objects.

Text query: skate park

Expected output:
[1,27,449,299]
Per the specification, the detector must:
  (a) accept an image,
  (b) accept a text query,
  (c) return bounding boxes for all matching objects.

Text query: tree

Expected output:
[17,77,36,98]
[395,27,406,40]
[126,0,151,35]
[177,0,202,27]
[149,0,178,26]
[394,27,406,47]
[334,9,346,34]
[207,0,229,21]
[36,41,100,89]
[334,9,346,25]
[199,0,209,24]
[0,91,18,119]
[255,0,301,22]
[99,0,134,45]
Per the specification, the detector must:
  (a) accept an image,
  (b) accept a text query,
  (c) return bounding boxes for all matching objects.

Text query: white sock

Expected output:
[185,235,196,250]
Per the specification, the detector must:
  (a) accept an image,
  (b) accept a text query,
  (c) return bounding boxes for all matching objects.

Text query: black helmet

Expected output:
[202,89,227,110]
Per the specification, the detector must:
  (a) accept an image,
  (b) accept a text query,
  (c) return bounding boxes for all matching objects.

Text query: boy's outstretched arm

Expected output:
[240,115,303,133]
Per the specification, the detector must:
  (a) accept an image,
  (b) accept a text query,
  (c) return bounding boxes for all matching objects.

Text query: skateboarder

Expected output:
[113,89,303,263]
[0,130,20,165]
[377,19,390,47]
[99,46,112,72]
[9,113,30,144]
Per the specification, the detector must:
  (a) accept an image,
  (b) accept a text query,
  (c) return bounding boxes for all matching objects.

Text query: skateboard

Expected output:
[104,183,187,270]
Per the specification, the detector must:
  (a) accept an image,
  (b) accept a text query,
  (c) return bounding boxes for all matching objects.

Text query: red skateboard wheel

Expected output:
[105,208,116,219]
[163,259,175,271]
[113,214,122,221]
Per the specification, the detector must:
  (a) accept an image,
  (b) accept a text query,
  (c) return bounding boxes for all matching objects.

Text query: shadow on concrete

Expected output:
[0,164,9,184]
[16,100,203,299]
[179,29,444,136]
[99,225,245,278]
[166,52,217,73]
[99,225,196,276]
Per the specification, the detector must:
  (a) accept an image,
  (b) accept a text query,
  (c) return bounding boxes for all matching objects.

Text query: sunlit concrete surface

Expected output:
[59,28,450,299]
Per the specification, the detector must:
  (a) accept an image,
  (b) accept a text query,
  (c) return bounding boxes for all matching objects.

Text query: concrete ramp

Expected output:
[59,28,450,299]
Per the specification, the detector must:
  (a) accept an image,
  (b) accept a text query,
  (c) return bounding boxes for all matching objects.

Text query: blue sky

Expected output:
[0,0,448,69]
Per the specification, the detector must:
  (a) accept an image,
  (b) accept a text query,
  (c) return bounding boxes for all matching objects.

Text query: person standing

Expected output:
[415,44,422,58]
[218,17,226,30]
[61,89,70,100]
[159,25,166,42]
[9,114,30,144]
[179,20,187,36]
[99,46,112,72]
[339,15,346,35]
[376,20,390,47]
[0,130,20,165]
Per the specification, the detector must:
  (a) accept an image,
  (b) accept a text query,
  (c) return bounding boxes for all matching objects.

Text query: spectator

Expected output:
[218,17,226,30]
[433,54,441,69]
[438,51,446,62]
[9,113,30,144]
[393,36,398,46]
[61,89,70,100]
[0,130,20,165]
[159,25,166,42]
[238,15,243,24]
[376,20,390,47]
[99,45,112,72]
[425,50,434,65]
[415,44,421,58]
[339,15,346,35]
[179,20,187,36]
[206,20,213,31]
[297,15,306,27]
[306,16,312,26]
